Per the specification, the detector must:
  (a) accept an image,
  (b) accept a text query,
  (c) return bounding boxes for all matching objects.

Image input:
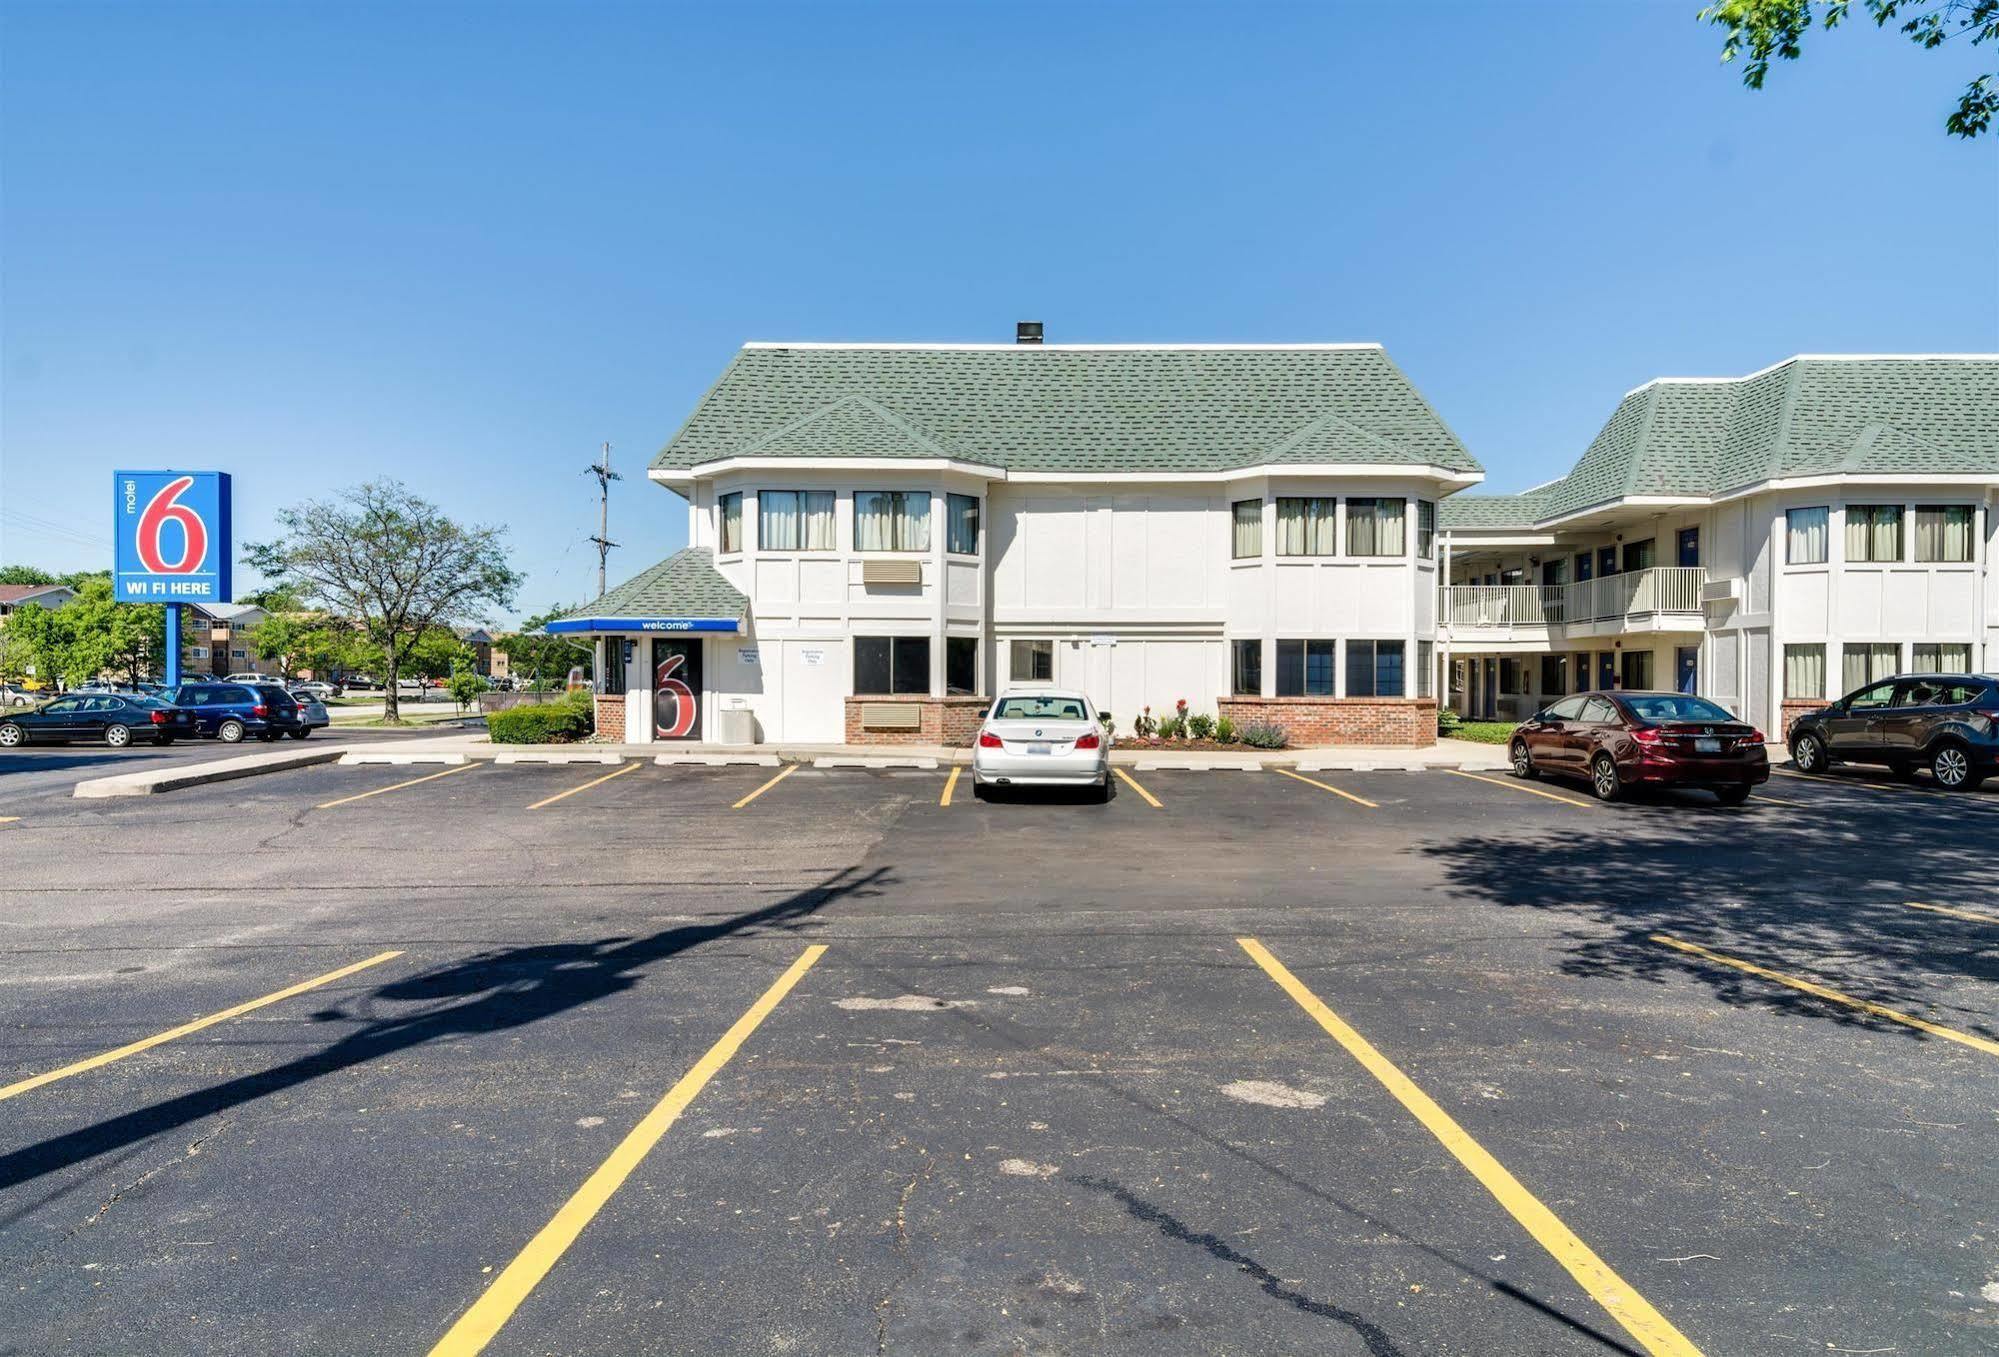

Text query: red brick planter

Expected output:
[1217,696,1437,748]
[593,694,626,742]
[844,695,989,746]
[1779,699,1823,741]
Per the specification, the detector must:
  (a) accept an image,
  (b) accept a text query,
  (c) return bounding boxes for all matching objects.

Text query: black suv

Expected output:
[1789,673,1999,791]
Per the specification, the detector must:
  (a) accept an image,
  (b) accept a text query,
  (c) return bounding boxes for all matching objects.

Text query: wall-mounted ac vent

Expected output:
[861,559,922,587]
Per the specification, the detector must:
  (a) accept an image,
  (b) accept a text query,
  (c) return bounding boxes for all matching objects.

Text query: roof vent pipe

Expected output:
[1015,321,1043,345]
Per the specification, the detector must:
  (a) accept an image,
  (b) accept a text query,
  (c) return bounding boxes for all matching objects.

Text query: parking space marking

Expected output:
[940,765,961,807]
[315,762,476,810]
[1238,937,1703,1357]
[525,761,638,810]
[1448,769,1592,809]
[0,950,404,1103]
[731,762,798,809]
[0,816,18,824]
[1651,934,1999,1060]
[1273,767,1379,809]
[1771,769,1999,809]
[1904,900,1999,926]
[1750,794,1810,807]
[1113,766,1162,807]
[427,943,827,1357]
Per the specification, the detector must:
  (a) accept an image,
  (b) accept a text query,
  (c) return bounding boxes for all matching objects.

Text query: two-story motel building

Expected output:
[549,339,1997,748]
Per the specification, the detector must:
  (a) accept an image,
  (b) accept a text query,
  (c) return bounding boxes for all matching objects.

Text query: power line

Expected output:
[584,441,620,598]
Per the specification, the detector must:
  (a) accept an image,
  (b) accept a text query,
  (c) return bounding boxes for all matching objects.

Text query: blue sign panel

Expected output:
[113,471,233,603]
[543,616,739,635]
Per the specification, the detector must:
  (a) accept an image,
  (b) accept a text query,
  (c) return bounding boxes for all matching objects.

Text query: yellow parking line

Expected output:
[0,950,404,1103]
[315,761,475,810]
[731,762,798,809]
[1771,769,1994,807]
[1238,938,1703,1357]
[0,816,18,824]
[1449,768,1592,808]
[940,765,961,807]
[1651,934,1999,1060]
[1273,767,1378,809]
[1750,794,1809,808]
[427,944,827,1357]
[526,761,637,810]
[1113,766,1161,808]
[1904,900,1999,926]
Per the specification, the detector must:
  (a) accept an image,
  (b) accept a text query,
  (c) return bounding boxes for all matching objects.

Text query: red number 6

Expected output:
[136,476,208,574]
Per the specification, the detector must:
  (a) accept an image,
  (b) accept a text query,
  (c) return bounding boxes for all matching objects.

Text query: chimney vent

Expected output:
[1015,321,1043,345]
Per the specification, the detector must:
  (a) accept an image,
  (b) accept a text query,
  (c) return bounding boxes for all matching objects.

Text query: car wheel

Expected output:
[1589,753,1622,802]
[157,736,175,746]
[104,723,132,748]
[218,719,245,743]
[1930,742,1976,792]
[1791,732,1827,775]
[0,722,22,748]
[1714,784,1751,806]
[288,728,311,740]
[1509,740,1539,780]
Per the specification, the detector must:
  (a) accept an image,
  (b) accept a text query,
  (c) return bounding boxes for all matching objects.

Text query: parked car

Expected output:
[0,683,39,709]
[288,690,331,737]
[971,689,1111,799]
[166,681,305,743]
[289,680,337,701]
[1509,690,1768,804]
[223,671,269,684]
[1789,673,1999,792]
[0,693,196,748]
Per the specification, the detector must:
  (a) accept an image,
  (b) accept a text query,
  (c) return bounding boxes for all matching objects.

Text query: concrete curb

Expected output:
[494,751,623,765]
[72,747,346,798]
[654,753,782,767]
[337,752,470,766]
[812,756,940,771]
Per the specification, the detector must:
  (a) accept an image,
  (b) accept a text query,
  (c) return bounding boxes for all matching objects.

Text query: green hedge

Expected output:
[486,696,594,744]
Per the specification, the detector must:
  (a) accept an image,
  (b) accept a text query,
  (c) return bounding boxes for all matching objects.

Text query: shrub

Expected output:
[1238,720,1287,749]
[1437,706,1463,737]
[1187,712,1215,741]
[1098,711,1116,739]
[1214,715,1237,744]
[487,694,594,744]
[1132,707,1156,738]
[1156,714,1184,740]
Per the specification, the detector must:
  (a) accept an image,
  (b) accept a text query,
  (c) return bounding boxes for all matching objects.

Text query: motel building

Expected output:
[547,337,1997,750]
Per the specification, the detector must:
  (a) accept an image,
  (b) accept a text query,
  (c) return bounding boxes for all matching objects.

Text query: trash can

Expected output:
[718,706,759,746]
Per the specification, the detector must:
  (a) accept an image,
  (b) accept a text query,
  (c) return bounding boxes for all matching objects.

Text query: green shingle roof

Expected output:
[553,548,746,624]
[653,344,1482,475]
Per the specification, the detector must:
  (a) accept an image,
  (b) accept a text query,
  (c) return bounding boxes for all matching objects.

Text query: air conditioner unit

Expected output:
[1701,578,1743,604]
[861,559,922,587]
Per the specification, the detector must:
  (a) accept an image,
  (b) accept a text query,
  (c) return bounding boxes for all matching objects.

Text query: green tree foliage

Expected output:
[446,665,485,711]
[1701,0,1999,136]
[244,481,522,722]
[0,565,58,586]
[5,579,168,687]
[493,607,594,690]
[247,599,369,679]
[406,626,475,679]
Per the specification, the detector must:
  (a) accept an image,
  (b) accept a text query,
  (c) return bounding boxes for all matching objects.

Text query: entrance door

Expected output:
[652,639,703,741]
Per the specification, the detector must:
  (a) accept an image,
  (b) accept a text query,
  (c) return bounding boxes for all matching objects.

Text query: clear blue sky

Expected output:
[4,1,1994,622]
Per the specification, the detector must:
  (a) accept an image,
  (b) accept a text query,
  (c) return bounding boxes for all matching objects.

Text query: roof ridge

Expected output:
[1257,409,1404,467]
[738,341,1388,352]
[735,394,961,460]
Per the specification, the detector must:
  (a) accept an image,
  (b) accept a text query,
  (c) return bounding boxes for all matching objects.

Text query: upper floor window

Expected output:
[1676,527,1700,568]
[1845,505,1902,563]
[1597,545,1618,578]
[1574,551,1594,582]
[1914,505,1973,563]
[759,490,835,551]
[718,493,743,554]
[1275,497,1337,556]
[1786,507,1828,564]
[1416,500,1436,559]
[855,491,930,552]
[946,494,980,555]
[1346,498,1406,557]
[1231,500,1262,559]
[1621,538,1655,572]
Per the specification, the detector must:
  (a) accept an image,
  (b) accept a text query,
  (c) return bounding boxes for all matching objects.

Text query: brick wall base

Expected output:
[593,694,625,742]
[1779,699,1824,741]
[844,695,989,746]
[1218,696,1437,748]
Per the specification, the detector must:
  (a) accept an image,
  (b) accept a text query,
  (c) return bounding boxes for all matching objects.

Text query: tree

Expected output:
[1701,0,1999,136]
[245,481,522,722]
[5,580,167,687]
[447,664,485,712]
[0,565,57,586]
[494,607,594,691]
[405,626,476,680]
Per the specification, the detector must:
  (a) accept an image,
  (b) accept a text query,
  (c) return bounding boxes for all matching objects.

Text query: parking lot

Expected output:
[2,755,1996,1354]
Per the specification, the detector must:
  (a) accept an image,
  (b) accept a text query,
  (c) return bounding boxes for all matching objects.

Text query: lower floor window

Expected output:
[1009,638,1054,682]
[1348,640,1405,698]
[1276,639,1335,696]
[1539,654,1567,696]
[1619,651,1652,691]
[1231,639,1262,696]
[600,639,631,695]
[945,636,977,695]
[855,636,930,695]
[1841,642,1899,694]
[1912,641,1972,673]
[1784,643,1825,700]
[1416,641,1433,699]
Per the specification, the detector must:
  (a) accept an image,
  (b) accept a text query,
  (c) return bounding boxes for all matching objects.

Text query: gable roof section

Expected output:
[652,344,1481,476]
[0,584,72,607]
[550,548,747,629]
[1434,490,1556,529]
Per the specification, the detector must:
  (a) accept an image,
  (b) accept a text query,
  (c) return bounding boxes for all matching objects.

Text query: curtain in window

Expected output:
[896,493,930,552]
[1232,501,1262,559]
[1845,506,1901,562]
[1912,642,1971,672]
[1416,641,1433,698]
[1417,501,1436,558]
[803,491,835,549]
[1275,498,1336,555]
[760,491,801,551]
[1351,499,1405,556]
[1915,506,1972,563]
[947,494,979,555]
[1783,644,1825,700]
[1786,507,1827,564]
[854,492,893,551]
[1841,642,1899,693]
[719,494,742,553]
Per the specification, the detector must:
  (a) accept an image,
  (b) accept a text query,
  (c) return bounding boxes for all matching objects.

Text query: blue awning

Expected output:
[543,616,742,635]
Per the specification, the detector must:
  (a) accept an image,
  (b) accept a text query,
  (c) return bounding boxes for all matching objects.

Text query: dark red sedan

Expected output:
[1508,691,1768,803]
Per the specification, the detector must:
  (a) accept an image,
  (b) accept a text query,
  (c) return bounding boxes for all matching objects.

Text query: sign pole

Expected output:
[164,603,182,688]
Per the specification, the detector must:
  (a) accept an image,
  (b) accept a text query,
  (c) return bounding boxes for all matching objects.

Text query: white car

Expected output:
[289,680,336,701]
[971,689,1110,798]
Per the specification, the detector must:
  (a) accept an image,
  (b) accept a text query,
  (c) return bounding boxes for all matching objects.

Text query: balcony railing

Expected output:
[1441,566,1706,633]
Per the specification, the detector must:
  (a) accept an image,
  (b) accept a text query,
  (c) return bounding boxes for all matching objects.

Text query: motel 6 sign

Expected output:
[113,471,233,602]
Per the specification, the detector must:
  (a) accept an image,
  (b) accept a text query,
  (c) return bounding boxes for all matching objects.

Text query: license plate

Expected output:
[1026,743,1052,755]
[1694,737,1722,754]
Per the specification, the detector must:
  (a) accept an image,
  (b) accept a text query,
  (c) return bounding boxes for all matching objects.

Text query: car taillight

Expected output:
[251,704,268,717]
[149,710,168,724]
[1746,729,1766,745]
[1074,732,1100,750]
[977,730,1003,748]
[1631,726,1664,744]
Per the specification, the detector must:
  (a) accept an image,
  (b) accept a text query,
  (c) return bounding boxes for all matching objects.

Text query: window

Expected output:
[1346,498,1406,557]
[1786,507,1829,564]
[1347,640,1405,697]
[1275,640,1335,696]
[1417,500,1436,559]
[1677,527,1700,568]
[187,646,208,660]
[854,636,930,695]
[1500,567,1524,585]
[854,491,930,552]
[1231,639,1262,696]
[1574,551,1593,583]
[1845,678,1901,710]
[600,640,630,695]
[1783,643,1825,700]
[1844,505,1902,563]
[1498,657,1527,695]
[1547,695,1588,720]
[1581,695,1618,723]
[1597,546,1618,578]
[947,494,980,555]
[1539,654,1567,696]
[1911,641,1972,673]
[1914,506,1973,563]
[758,490,836,551]
[1231,500,1262,559]
[1540,558,1568,587]
[1841,642,1900,694]
[1623,694,1735,723]
[1417,640,1434,698]
[945,636,977,695]
[1619,651,1652,690]
[231,648,247,660]
[993,694,1089,721]
[1274,497,1337,556]
[1009,639,1054,683]
[718,493,743,554]
[1621,538,1655,572]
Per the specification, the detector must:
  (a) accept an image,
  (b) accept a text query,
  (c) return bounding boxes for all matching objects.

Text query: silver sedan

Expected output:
[971,689,1110,798]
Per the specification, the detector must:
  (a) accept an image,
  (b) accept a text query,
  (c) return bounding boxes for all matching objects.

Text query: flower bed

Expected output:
[1110,736,1286,752]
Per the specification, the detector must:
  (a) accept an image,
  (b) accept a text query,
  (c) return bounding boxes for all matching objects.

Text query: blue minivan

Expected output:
[167,682,305,743]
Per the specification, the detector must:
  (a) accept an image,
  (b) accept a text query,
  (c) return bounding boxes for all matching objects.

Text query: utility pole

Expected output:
[586,441,621,596]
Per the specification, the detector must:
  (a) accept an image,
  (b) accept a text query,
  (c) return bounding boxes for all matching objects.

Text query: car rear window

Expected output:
[128,696,168,710]
[1623,695,1735,723]
[993,696,1090,721]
